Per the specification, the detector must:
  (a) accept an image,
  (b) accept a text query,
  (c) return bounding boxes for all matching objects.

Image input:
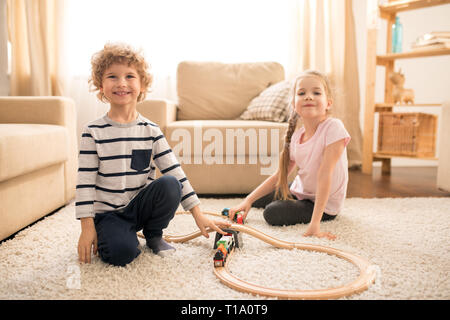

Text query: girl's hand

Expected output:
[229,199,252,222]
[303,223,336,240]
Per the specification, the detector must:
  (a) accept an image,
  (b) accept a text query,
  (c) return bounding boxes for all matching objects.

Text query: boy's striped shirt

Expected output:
[75,113,200,219]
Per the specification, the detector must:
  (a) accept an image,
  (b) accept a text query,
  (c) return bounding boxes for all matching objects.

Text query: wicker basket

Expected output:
[377,112,437,157]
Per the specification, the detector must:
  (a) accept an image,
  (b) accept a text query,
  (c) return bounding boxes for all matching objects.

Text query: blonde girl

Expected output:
[229,70,350,240]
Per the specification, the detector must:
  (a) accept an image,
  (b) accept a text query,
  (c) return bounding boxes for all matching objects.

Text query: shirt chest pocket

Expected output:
[130,149,152,171]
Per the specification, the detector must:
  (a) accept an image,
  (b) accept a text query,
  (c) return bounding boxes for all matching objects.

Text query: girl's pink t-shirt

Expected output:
[289,117,351,215]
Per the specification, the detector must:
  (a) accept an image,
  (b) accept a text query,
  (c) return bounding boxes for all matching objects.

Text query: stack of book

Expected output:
[412,31,450,50]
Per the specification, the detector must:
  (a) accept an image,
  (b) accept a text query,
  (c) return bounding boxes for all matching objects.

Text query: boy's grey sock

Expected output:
[147,236,176,257]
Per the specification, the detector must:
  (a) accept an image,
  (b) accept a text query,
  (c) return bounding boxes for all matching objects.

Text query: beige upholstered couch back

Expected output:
[176,61,285,120]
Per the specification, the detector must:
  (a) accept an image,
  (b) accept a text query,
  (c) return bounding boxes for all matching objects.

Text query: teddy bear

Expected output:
[389,69,415,104]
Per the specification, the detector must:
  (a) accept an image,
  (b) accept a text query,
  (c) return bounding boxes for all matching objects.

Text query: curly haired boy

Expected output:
[76,43,229,266]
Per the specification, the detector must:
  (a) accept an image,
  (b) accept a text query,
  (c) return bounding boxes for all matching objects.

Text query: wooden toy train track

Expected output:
[139,211,377,299]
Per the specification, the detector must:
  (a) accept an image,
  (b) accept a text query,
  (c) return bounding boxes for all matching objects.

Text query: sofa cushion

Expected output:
[166,120,287,157]
[0,124,68,182]
[239,79,293,122]
[176,61,285,120]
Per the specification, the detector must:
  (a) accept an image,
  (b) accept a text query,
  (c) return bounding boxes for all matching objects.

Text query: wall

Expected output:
[353,0,450,167]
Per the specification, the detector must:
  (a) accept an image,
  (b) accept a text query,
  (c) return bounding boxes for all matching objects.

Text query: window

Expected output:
[65,0,292,77]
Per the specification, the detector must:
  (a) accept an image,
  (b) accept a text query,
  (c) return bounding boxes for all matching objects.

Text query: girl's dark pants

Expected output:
[253,190,336,226]
[94,175,182,267]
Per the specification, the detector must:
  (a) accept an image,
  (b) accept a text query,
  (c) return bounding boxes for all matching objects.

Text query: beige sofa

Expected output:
[137,61,290,194]
[0,97,77,241]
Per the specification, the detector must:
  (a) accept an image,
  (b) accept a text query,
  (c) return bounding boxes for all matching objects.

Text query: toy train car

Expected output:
[213,234,235,268]
[221,208,244,224]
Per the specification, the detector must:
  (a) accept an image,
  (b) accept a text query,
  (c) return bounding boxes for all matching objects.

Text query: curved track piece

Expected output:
[140,211,377,299]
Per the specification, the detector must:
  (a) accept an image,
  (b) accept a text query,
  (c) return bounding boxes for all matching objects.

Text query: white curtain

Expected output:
[7,0,65,96]
[288,0,363,166]
[0,0,8,95]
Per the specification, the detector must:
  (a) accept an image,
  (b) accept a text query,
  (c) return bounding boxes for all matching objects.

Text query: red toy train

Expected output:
[221,208,244,224]
[213,228,242,268]
[213,234,235,267]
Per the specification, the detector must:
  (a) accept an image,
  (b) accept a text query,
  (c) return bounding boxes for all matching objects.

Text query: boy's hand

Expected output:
[78,218,98,264]
[190,206,230,238]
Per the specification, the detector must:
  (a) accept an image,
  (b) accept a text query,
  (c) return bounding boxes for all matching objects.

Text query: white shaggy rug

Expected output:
[0,197,449,300]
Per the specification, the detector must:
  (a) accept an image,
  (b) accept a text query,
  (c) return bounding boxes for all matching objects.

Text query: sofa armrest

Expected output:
[137,99,177,133]
[0,96,78,202]
[0,96,75,126]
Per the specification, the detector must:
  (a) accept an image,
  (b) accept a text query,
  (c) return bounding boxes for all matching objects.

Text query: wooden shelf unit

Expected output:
[362,0,450,175]
[377,47,450,63]
[378,0,450,16]
[375,103,442,112]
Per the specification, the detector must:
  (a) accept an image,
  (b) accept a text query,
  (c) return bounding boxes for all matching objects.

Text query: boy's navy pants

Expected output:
[94,175,182,266]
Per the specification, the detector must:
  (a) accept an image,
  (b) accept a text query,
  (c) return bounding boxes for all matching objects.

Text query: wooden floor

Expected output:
[347,166,450,198]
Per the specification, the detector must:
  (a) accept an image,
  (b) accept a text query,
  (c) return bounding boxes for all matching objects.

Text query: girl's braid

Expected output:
[275,110,299,200]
